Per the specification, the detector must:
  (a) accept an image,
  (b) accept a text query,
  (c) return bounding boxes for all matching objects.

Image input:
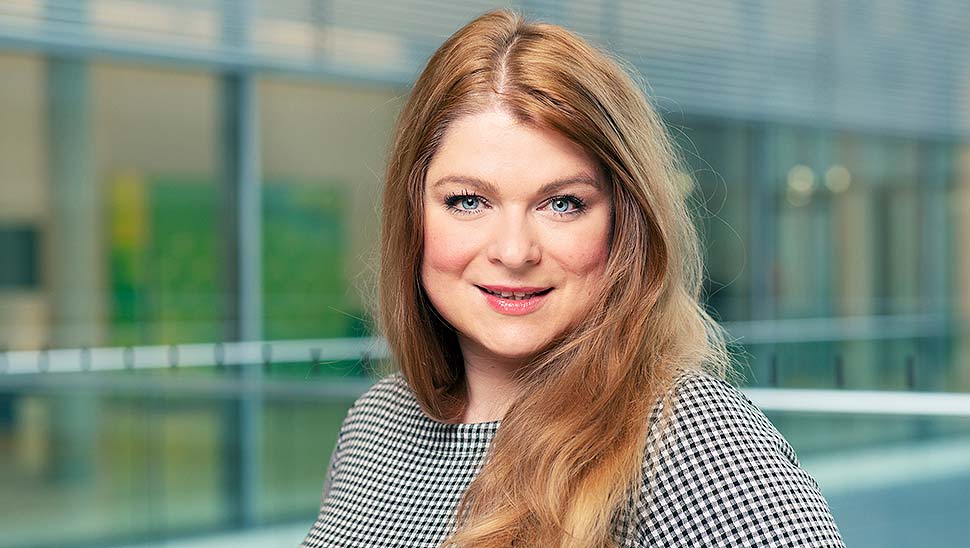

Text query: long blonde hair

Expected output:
[378,9,732,548]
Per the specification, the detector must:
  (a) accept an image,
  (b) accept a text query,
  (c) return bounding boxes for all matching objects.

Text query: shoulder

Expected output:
[314,373,428,513]
[667,369,797,460]
[633,369,845,547]
[348,372,413,416]
[332,371,436,455]
[339,372,417,434]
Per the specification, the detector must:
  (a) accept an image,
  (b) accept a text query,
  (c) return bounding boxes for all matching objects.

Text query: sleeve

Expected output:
[633,374,846,547]
[300,412,352,548]
[318,434,342,505]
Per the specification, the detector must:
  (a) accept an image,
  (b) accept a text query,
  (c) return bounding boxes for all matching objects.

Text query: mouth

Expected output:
[475,284,554,316]
[475,285,554,300]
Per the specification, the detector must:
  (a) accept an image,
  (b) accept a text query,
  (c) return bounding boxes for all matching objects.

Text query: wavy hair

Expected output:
[378,9,732,548]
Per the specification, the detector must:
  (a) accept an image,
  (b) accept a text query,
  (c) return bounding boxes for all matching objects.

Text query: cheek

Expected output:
[421,213,479,279]
[562,244,609,277]
[550,220,611,276]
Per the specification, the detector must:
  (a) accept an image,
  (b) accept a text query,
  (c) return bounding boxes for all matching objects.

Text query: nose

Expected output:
[485,213,541,269]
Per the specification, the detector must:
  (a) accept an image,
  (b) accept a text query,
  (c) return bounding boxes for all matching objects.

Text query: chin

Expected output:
[479,332,552,362]
[495,346,541,361]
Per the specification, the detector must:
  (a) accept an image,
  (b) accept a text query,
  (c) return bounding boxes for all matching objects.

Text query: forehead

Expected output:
[426,109,604,191]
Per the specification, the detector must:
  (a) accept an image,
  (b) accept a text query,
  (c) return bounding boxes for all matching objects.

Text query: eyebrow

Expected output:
[430,173,604,196]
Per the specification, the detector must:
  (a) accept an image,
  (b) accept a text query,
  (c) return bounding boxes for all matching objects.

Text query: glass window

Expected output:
[258,78,400,344]
[0,53,46,350]
[257,77,401,520]
[94,63,222,346]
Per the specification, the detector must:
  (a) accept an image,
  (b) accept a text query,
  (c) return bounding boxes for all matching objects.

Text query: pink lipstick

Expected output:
[476,285,553,316]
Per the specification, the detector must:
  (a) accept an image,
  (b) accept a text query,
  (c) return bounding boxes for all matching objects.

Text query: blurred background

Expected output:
[0,0,968,546]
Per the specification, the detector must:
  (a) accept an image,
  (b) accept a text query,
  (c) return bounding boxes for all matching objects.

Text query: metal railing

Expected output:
[2,337,969,417]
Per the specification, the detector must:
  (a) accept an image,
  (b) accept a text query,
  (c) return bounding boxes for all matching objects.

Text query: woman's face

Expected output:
[421,108,612,367]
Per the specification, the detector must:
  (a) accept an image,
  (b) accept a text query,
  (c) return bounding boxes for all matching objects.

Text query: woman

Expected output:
[303,9,845,548]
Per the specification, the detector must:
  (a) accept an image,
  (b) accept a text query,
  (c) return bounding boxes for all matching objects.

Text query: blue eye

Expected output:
[546,195,585,216]
[551,198,571,213]
[444,192,488,215]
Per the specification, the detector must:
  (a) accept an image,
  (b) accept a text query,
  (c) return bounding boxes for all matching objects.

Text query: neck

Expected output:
[459,349,522,424]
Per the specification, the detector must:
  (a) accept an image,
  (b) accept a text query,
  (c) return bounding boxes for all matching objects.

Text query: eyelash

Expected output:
[442,192,488,216]
[442,191,587,218]
[547,195,587,216]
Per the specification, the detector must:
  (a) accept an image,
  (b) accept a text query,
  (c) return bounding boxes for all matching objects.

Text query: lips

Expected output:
[477,285,553,300]
[476,284,553,315]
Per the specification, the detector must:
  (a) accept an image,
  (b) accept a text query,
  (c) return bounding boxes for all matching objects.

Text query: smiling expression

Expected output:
[421,108,613,368]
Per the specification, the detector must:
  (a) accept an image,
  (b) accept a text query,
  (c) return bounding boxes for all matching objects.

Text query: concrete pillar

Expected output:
[953,145,970,391]
[45,56,99,484]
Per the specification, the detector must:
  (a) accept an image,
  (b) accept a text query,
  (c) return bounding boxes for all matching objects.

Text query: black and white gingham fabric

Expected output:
[301,370,846,547]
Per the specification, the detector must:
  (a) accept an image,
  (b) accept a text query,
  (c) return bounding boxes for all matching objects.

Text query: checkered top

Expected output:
[301,370,845,547]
